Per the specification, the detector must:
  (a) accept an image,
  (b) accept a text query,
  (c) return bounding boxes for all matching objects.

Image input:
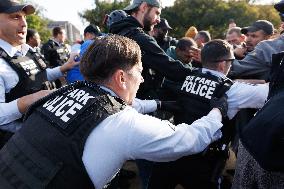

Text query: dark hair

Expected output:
[176,37,197,51]
[80,35,141,83]
[197,30,211,42]
[52,27,64,37]
[201,39,233,69]
[26,29,37,42]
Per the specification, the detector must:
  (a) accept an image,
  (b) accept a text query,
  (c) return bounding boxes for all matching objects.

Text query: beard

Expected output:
[143,9,154,32]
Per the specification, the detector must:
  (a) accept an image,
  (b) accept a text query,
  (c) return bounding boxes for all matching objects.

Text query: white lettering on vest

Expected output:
[55,100,74,117]
[180,76,217,99]
[61,103,83,122]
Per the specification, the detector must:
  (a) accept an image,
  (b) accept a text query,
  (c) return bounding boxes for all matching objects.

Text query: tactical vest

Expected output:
[239,88,284,172]
[0,47,55,103]
[0,81,126,189]
[174,69,232,125]
[46,40,69,67]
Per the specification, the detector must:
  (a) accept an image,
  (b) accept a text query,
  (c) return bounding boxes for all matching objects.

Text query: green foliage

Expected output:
[79,0,131,32]
[80,0,281,39]
[26,14,51,43]
[162,0,280,38]
[23,0,51,42]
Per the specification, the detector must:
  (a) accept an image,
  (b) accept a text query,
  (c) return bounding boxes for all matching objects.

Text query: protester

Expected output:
[150,18,177,51]
[67,24,102,84]
[110,0,190,100]
[166,37,197,67]
[185,26,198,39]
[0,35,228,189]
[194,30,211,48]
[233,20,274,59]
[226,27,246,49]
[230,2,284,80]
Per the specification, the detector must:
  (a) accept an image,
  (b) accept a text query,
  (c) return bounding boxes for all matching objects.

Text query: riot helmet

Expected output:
[106,10,128,29]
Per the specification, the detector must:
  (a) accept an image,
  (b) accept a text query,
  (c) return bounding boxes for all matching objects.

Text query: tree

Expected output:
[162,0,280,38]
[79,0,131,32]
[24,1,51,42]
[80,0,280,38]
[26,14,51,42]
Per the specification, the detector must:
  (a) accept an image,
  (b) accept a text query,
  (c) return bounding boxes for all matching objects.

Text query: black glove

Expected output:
[210,94,228,118]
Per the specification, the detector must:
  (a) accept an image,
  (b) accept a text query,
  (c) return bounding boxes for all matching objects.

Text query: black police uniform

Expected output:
[0,81,126,189]
[148,69,233,189]
[41,39,70,68]
[41,39,70,87]
[0,47,54,103]
[0,47,55,148]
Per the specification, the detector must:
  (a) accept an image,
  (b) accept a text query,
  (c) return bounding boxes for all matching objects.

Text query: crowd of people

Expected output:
[0,0,283,188]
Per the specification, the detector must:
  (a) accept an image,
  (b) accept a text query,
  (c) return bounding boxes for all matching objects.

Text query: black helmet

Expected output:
[106,10,128,29]
[274,0,284,13]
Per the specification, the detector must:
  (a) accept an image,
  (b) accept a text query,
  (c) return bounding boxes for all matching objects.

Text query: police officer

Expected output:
[109,0,190,100]
[148,39,269,189]
[0,0,79,146]
[41,26,70,68]
[0,35,229,189]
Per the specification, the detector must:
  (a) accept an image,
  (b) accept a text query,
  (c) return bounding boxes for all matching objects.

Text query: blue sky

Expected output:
[33,0,277,34]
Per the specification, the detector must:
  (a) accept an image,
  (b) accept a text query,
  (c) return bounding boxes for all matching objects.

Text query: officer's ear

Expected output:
[217,61,227,73]
[113,69,127,90]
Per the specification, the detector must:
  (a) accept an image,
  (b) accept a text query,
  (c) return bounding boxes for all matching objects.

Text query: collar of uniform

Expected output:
[51,38,62,46]
[0,39,29,57]
[26,44,36,52]
[99,85,119,97]
[202,68,226,79]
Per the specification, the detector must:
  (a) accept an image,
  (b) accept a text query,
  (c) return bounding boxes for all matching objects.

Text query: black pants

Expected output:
[148,152,226,189]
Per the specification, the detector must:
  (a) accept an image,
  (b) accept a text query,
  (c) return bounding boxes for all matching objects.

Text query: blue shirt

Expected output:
[66,40,94,83]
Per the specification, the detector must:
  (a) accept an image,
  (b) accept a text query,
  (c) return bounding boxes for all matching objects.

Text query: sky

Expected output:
[34,0,278,34]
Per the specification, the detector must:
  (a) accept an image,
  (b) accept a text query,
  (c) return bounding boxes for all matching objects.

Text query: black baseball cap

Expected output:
[154,18,172,30]
[84,24,102,36]
[0,0,35,15]
[241,20,274,35]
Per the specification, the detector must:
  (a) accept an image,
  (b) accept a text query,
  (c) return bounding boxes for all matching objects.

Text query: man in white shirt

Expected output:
[147,39,268,189]
[0,0,79,137]
[0,35,228,189]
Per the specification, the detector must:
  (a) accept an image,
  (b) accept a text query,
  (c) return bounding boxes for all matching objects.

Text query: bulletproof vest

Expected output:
[0,81,126,189]
[45,40,70,67]
[239,89,284,172]
[118,27,163,99]
[174,69,232,125]
[0,47,55,103]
